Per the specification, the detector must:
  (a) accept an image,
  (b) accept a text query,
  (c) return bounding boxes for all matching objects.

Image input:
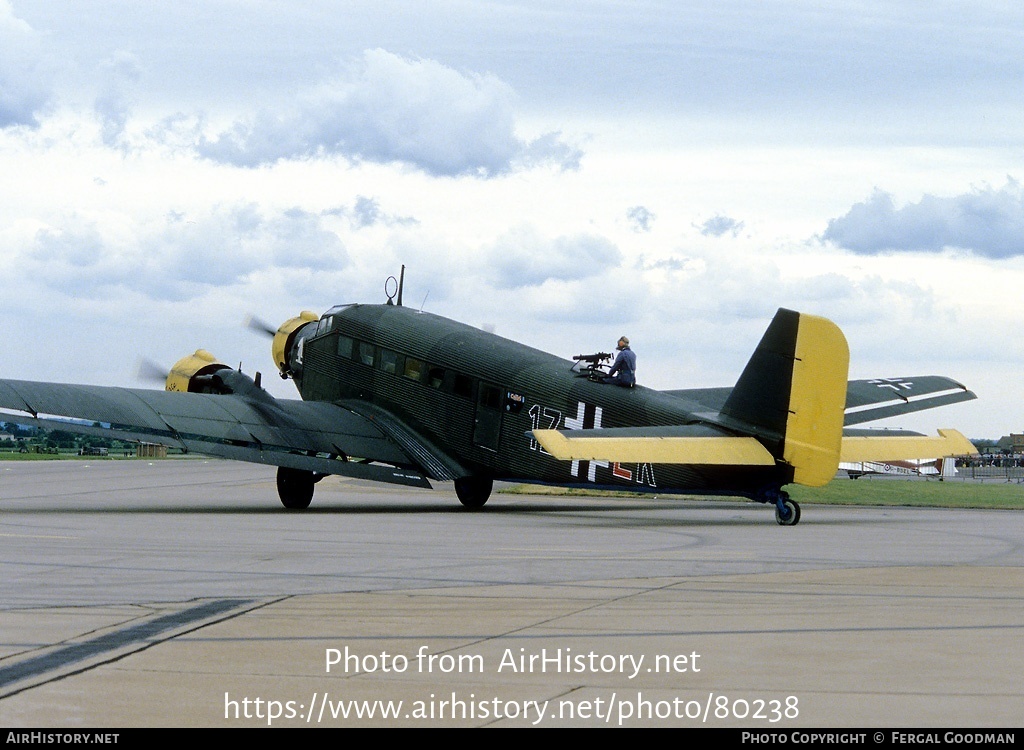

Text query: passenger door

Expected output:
[472,382,503,451]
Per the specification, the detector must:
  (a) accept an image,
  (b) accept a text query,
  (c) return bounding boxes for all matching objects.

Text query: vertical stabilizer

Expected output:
[722,309,849,487]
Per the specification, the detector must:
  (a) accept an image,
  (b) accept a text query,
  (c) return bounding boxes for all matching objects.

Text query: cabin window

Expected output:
[427,366,445,389]
[357,341,375,367]
[403,357,425,382]
[478,383,502,410]
[316,315,333,336]
[453,373,473,398]
[380,349,401,375]
[337,335,354,360]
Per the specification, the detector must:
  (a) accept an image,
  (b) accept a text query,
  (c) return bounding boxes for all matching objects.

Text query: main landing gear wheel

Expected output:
[454,476,493,509]
[277,467,315,510]
[775,496,801,526]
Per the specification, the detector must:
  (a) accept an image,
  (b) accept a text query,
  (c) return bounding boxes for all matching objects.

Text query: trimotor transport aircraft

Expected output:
[0,282,976,526]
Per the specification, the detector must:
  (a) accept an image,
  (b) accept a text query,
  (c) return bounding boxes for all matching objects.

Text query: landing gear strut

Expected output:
[277,467,315,509]
[754,485,801,526]
[454,476,492,508]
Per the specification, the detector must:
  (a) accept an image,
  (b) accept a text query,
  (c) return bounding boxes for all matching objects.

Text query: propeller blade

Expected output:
[245,314,277,337]
[136,358,169,384]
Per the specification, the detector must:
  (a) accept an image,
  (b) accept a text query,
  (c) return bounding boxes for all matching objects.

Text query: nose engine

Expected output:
[162,310,320,395]
[272,311,319,379]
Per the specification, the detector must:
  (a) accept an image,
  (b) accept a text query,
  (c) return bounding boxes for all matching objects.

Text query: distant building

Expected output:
[993,434,1024,455]
[136,443,168,458]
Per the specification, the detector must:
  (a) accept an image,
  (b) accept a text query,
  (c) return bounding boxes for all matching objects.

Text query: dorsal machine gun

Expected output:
[571,352,612,380]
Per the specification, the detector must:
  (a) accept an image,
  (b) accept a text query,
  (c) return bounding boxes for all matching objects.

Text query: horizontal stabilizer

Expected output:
[840,429,977,463]
[532,429,776,465]
[844,376,976,425]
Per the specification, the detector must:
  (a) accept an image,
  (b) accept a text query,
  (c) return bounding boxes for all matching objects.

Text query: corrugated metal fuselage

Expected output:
[295,304,785,497]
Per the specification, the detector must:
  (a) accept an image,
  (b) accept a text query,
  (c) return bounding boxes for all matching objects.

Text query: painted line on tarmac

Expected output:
[0,597,257,697]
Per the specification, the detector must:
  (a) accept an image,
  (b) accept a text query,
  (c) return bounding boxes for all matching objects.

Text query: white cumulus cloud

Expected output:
[483,227,622,289]
[94,51,142,147]
[196,49,580,176]
[627,206,656,233]
[0,1,53,127]
[823,179,1024,258]
[21,205,348,302]
[696,215,744,238]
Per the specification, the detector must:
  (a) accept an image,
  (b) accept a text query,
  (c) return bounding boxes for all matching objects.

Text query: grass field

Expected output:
[788,477,1024,510]
[502,477,1024,510]
[0,451,184,461]
[0,452,131,461]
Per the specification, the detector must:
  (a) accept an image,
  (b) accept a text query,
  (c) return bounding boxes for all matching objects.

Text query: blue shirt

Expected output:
[608,347,636,386]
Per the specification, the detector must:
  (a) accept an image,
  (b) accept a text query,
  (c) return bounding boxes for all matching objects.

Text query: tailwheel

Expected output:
[277,467,315,510]
[774,493,801,526]
[454,476,492,509]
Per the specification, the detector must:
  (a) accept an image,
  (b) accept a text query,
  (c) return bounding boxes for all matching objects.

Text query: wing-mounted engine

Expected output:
[272,311,319,379]
[165,350,231,393]
[164,349,272,403]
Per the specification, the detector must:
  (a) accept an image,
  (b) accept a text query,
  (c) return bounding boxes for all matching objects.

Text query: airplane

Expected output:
[0,276,978,525]
[840,457,957,479]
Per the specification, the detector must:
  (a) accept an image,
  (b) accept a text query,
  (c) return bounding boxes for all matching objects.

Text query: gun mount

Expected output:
[571,352,612,380]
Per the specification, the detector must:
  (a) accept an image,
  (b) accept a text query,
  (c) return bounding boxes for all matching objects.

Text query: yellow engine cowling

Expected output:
[165,349,230,392]
[272,311,319,377]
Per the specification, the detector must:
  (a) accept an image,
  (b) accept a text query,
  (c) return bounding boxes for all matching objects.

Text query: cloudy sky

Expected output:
[2,0,1023,438]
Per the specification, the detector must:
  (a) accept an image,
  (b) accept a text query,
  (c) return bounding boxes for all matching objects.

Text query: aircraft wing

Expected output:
[0,379,464,488]
[664,375,976,426]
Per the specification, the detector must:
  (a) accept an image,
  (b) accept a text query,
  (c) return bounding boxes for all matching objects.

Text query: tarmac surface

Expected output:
[0,459,1022,727]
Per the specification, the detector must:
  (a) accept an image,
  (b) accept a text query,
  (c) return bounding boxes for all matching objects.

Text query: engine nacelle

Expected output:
[165,349,231,393]
[272,311,319,378]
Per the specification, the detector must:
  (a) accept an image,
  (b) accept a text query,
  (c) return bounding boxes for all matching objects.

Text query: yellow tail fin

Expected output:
[783,313,850,487]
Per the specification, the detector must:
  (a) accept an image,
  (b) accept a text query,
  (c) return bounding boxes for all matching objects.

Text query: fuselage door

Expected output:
[473,382,503,451]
